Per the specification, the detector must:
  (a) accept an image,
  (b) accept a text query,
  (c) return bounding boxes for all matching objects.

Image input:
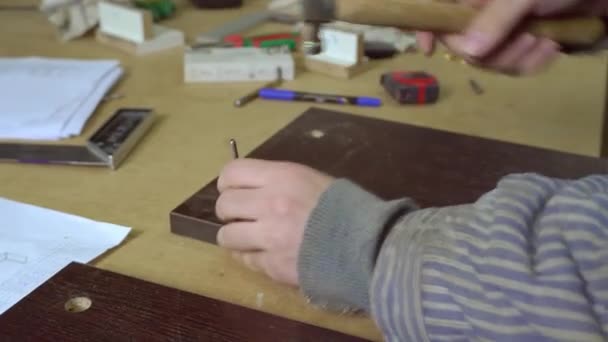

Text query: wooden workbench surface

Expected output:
[0,1,607,340]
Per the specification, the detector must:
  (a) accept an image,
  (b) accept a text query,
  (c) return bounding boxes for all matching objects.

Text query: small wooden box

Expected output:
[304,27,369,79]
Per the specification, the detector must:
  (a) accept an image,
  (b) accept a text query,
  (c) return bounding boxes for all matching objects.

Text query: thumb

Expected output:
[416,31,436,55]
[461,0,535,57]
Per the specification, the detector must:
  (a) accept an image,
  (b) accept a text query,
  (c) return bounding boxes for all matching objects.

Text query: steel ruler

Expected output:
[0,108,155,170]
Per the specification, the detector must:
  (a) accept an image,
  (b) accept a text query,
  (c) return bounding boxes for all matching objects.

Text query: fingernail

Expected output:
[463,31,488,56]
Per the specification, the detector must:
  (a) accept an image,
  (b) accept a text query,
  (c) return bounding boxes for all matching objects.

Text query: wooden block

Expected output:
[96,25,184,56]
[0,262,366,341]
[171,180,222,243]
[98,1,153,44]
[170,106,608,244]
[184,47,295,83]
[304,57,370,79]
[304,27,368,79]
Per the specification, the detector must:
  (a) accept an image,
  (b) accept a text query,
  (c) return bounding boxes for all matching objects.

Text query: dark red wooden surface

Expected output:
[0,262,367,341]
[171,106,608,244]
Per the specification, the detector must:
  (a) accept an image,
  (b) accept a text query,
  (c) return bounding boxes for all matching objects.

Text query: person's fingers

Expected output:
[484,33,538,72]
[416,31,436,55]
[217,158,285,192]
[231,251,242,262]
[232,251,264,272]
[440,33,483,66]
[217,221,270,251]
[580,0,608,16]
[442,32,560,74]
[215,188,266,222]
[241,252,264,272]
[461,0,488,8]
[517,38,561,74]
[232,251,298,285]
[441,33,469,56]
[461,0,535,58]
[533,0,580,16]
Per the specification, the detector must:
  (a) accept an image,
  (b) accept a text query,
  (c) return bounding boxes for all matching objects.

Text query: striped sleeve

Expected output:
[370,174,608,341]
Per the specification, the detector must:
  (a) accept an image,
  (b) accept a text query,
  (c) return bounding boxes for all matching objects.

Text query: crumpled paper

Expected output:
[40,0,131,41]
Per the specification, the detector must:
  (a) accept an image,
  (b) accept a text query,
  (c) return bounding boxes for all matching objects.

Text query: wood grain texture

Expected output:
[171,107,608,244]
[334,0,605,45]
[0,262,367,341]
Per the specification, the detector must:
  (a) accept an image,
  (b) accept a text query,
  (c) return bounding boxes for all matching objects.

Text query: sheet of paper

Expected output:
[0,197,131,315]
[0,66,123,140]
[0,57,123,140]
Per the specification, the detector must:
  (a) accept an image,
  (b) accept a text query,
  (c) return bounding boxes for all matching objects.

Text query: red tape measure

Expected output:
[381,71,439,105]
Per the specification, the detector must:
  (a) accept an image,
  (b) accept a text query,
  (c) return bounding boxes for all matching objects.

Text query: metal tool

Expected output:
[195,11,275,45]
[299,0,606,55]
[0,108,155,170]
[234,68,283,108]
[101,93,125,102]
[229,139,239,159]
[223,32,300,51]
[469,79,484,95]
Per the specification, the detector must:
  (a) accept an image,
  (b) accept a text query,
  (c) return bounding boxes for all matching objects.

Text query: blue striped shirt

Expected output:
[370,174,608,341]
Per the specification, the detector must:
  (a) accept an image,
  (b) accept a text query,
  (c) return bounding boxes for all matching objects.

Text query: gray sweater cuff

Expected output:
[298,179,418,313]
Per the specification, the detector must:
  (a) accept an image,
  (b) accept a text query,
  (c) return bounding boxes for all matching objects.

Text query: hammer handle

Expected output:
[334,0,605,45]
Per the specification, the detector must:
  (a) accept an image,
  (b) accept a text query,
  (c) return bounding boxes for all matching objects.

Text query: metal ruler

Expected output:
[0,108,155,170]
[195,11,275,44]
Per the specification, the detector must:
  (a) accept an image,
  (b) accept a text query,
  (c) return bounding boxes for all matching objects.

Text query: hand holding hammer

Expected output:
[300,0,606,73]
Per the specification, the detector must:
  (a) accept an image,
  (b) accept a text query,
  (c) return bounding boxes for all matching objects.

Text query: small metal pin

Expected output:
[101,93,125,102]
[229,139,239,159]
[469,79,484,95]
[234,67,283,108]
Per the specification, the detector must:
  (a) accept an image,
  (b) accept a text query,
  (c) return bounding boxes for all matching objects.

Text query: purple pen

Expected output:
[258,88,382,107]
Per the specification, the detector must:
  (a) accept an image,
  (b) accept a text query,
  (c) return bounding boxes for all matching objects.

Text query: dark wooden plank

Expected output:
[0,262,367,341]
[171,106,608,244]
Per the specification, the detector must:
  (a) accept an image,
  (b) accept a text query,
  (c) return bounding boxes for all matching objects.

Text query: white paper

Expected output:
[0,197,131,315]
[0,57,123,140]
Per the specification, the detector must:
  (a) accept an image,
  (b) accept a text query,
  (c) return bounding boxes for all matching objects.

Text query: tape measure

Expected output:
[381,71,439,105]
[0,108,155,170]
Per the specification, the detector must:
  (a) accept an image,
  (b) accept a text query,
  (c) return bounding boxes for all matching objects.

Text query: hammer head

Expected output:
[301,0,335,22]
[300,0,336,55]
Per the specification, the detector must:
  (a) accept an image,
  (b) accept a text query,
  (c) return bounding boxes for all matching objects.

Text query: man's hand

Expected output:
[215,159,333,286]
[417,0,597,74]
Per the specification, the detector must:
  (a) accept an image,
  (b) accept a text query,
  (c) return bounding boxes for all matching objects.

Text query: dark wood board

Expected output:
[171,106,608,244]
[0,262,367,341]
